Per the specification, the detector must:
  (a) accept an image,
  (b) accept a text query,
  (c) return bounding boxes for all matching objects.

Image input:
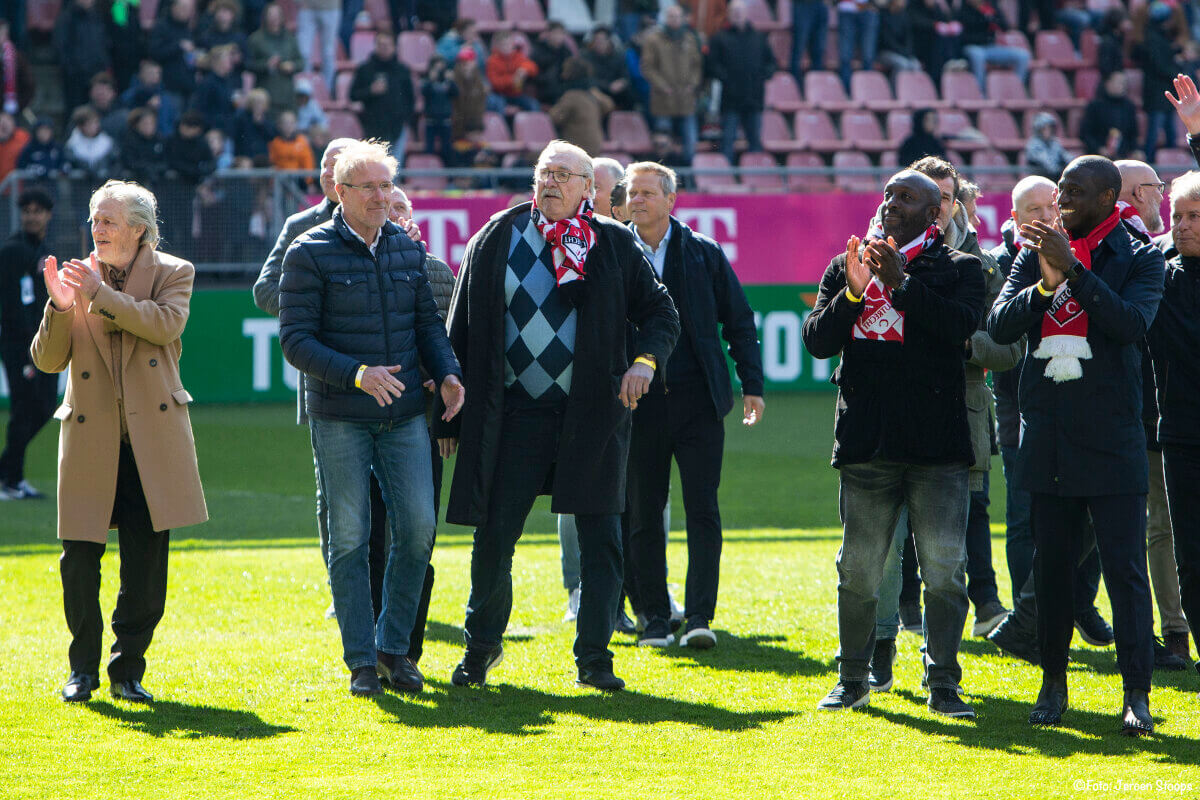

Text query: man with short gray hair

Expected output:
[591,156,625,217]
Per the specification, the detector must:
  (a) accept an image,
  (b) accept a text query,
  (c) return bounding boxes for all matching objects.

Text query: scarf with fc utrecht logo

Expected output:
[532,196,596,287]
[850,223,940,343]
[1031,207,1120,383]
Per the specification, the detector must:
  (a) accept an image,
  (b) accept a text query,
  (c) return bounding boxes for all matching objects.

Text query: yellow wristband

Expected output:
[1036,281,1055,297]
[634,356,656,371]
[354,365,367,388]
[845,286,862,303]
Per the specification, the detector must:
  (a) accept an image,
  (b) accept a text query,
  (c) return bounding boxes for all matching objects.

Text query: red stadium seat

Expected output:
[793,110,842,152]
[804,71,855,112]
[1079,29,1100,68]
[739,151,785,191]
[765,71,805,113]
[459,0,510,33]
[941,71,990,112]
[1031,68,1085,109]
[832,151,877,193]
[1160,148,1196,182]
[785,151,832,192]
[969,149,1016,192]
[327,111,364,139]
[606,111,653,154]
[1125,68,1144,108]
[482,111,522,152]
[744,0,787,31]
[841,111,889,153]
[403,154,448,191]
[349,29,375,65]
[503,0,548,33]
[977,108,1025,153]
[896,70,945,109]
[297,71,333,105]
[513,111,556,152]
[767,31,791,71]
[851,71,903,112]
[880,150,898,170]
[364,0,390,27]
[693,153,740,192]
[1035,30,1084,71]
[886,109,912,146]
[398,31,436,73]
[939,110,985,151]
[986,71,1040,111]
[761,110,803,153]
[1074,68,1101,102]
[325,71,354,110]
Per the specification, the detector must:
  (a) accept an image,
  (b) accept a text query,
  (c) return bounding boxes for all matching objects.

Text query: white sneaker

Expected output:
[668,587,685,626]
[562,586,581,623]
[680,620,717,649]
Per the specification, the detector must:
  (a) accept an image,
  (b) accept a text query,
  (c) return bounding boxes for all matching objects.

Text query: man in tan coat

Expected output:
[31,180,207,705]
[639,4,702,164]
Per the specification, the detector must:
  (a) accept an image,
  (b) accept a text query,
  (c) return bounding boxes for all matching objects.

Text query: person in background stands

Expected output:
[706,1,775,166]
[639,4,702,166]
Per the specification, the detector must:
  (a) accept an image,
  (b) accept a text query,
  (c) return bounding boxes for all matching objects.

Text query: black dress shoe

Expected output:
[1121,688,1154,736]
[614,611,638,636]
[988,617,1042,666]
[576,666,625,692]
[1029,672,1068,726]
[110,679,153,703]
[61,671,99,703]
[349,666,382,697]
[377,653,423,693]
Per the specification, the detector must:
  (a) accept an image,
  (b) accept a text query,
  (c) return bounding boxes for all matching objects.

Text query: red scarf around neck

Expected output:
[851,223,940,343]
[1032,207,1121,382]
[531,197,596,287]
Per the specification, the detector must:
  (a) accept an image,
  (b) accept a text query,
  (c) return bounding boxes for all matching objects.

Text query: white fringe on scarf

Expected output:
[1032,334,1092,383]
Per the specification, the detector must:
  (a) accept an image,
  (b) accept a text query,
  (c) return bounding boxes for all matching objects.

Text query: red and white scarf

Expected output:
[531,197,596,287]
[1031,208,1121,382]
[1,39,16,115]
[850,223,940,343]
[1116,200,1149,238]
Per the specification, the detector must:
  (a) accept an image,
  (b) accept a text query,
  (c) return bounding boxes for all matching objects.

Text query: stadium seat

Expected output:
[398,31,436,73]
[767,31,791,71]
[1079,28,1100,68]
[459,0,510,33]
[841,111,889,153]
[1034,30,1084,71]
[785,151,833,192]
[793,110,842,152]
[969,149,1016,192]
[764,71,805,113]
[348,29,375,64]
[739,152,785,191]
[885,109,912,147]
[482,111,521,153]
[513,111,557,152]
[1159,148,1195,182]
[986,71,1040,111]
[851,71,903,112]
[804,71,855,112]
[995,30,1038,68]
[598,152,633,165]
[744,0,787,31]
[327,111,364,139]
[330,71,355,110]
[977,108,1026,153]
[1031,68,1085,109]
[880,151,898,170]
[503,0,548,33]
[1074,68,1100,103]
[938,110,985,151]
[297,71,333,106]
[941,71,990,112]
[1063,107,1083,148]
[27,0,61,33]
[692,153,740,192]
[403,154,448,191]
[761,110,803,153]
[606,111,653,154]
[896,70,945,109]
[547,0,595,35]
[832,151,877,193]
[1125,68,1144,108]
[364,0,390,26]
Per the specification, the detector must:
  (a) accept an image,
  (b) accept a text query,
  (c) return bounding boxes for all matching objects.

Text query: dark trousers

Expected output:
[60,442,169,682]
[1161,445,1200,647]
[899,530,920,607]
[463,405,623,670]
[1032,492,1154,690]
[0,349,57,486]
[965,477,1001,608]
[628,384,725,624]
[1004,531,1104,639]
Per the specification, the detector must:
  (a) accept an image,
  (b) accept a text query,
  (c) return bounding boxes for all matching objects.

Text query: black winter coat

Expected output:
[706,24,775,113]
[434,203,679,525]
[802,236,985,468]
[990,236,1021,450]
[53,8,111,80]
[148,18,199,97]
[279,209,462,424]
[350,56,415,141]
[1146,254,1200,448]
[1080,90,1139,159]
[988,222,1164,495]
[0,230,49,353]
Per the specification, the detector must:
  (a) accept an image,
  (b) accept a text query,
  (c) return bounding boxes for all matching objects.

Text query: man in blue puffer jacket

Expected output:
[279,139,464,699]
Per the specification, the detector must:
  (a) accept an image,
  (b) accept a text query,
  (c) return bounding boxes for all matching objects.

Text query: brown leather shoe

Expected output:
[377,653,423,693]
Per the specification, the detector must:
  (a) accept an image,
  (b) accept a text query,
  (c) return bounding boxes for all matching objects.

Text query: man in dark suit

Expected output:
[435,140,679,692]
[989,155,1163,735]
[624,161,764,650]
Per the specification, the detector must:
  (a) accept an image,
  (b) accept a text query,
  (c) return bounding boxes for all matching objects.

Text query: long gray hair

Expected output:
[89,179,160,249]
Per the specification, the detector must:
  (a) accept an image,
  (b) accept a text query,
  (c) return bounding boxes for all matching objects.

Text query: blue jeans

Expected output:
[310,414,436,670]
[1000,444,1033,600]
[721,111,764,164]
[837,459,969,690]
[836,9,879,90]
[964,44,1030,92]
[874,506,911,640]
[653,115,698,164]
[297,8,340,91]
[791,1,829,77]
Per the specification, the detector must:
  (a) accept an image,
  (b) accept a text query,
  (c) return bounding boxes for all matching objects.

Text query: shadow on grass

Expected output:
[865,689,1200,763]
[622,632,833,678]
[84,699,296,740]
[372,680,794,736]
[421,620,533,648]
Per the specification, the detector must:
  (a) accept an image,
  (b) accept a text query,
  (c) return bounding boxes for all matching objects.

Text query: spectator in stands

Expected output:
[247,2,303,116]
[911,0,963,85]
[532,21,574,106]
[436,19,486,67]
[295,78,329,131]
[486,31,540,113]
[17,119,64,181]
[54,0,112,114]
[149,0,201,102]
[269,110,315,172]
[197,0,248,63]
[790,0,830,80]
[163,111,216,256]
[0,111,28,182]
[960,0,1029,94]
[89,75,129,142]
[422,56,458,167]
[878,0,923,75]
[837,0,882,91]
[584,26,635,111]
[1097,7,1131,78]
[297,0,341,93]
[898,109,946,166]
[707,1,775,166]
[1135,2,1185,164]
[549,58,613,159]
[640,4,701,165]
[1081,71,1140,161]
[190,45,241,136]
[618,0,659,44]
[232,87,276,165]
[122,60,183,139]
[120,107,168,188]
[451,48,486,166]
[0,20,34,116]
[205,126,233,170]
[1024,112,1071,181]
[65,106,118,182]
[350,30,416,160]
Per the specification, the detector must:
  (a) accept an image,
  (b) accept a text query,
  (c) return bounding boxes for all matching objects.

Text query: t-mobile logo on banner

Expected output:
[675,208,738,263]
[410,209,471,267]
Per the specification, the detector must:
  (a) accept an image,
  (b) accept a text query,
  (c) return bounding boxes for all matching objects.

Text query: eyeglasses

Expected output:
[341,181,395,194]
[536,168,588,184]
[1140,182,1167,193]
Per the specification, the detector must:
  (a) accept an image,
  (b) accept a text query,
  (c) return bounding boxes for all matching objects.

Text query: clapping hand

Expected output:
[43,256,75,311]
[844,235,870,298]
[59,253,102,301]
